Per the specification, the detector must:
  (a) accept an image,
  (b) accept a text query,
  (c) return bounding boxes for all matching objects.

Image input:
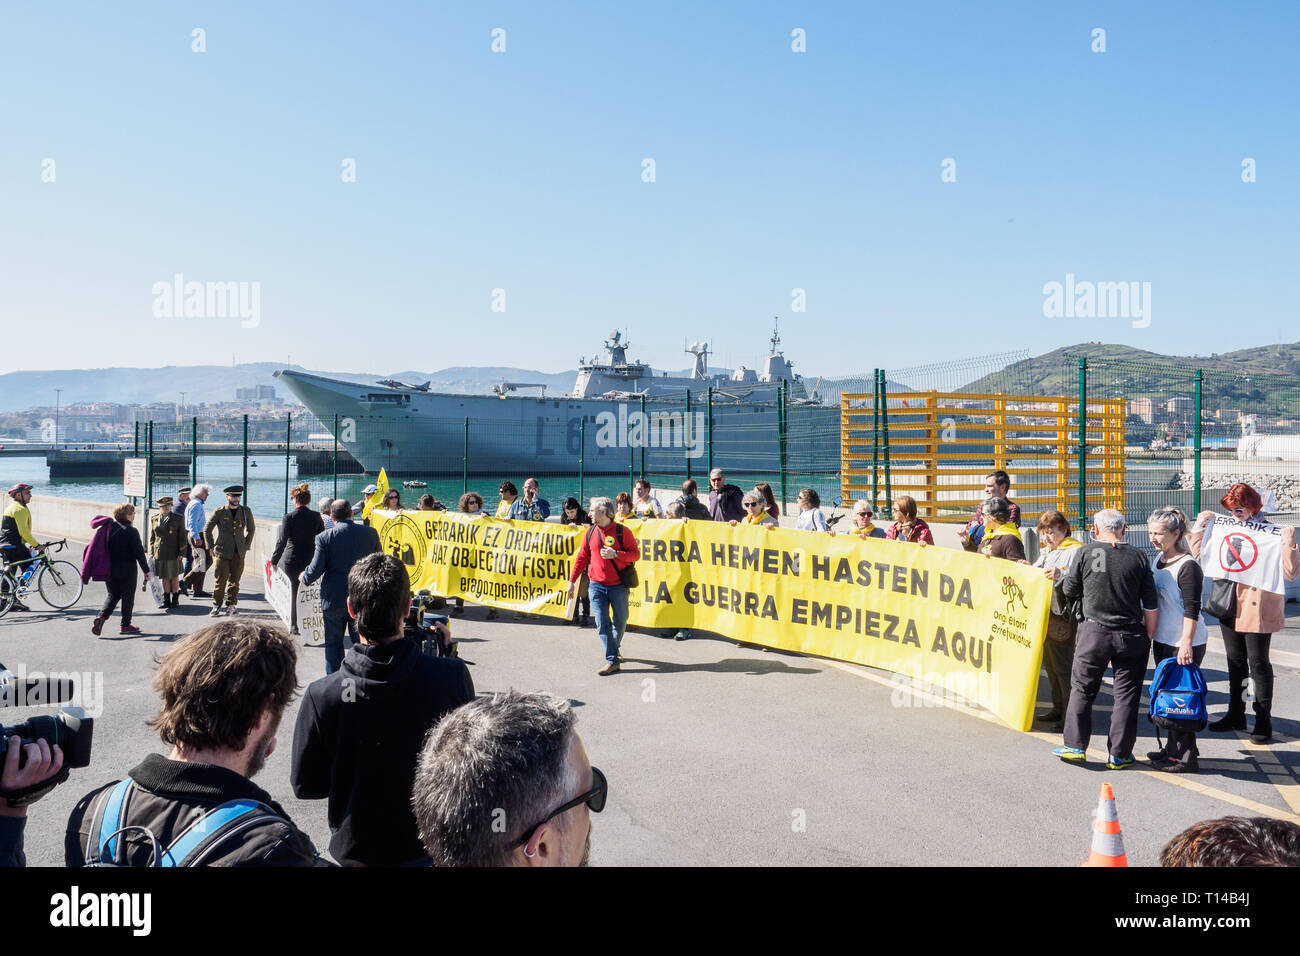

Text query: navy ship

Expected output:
[275,324,838,476]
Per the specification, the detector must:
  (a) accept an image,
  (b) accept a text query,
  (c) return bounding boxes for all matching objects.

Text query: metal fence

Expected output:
[110,349,1296,536]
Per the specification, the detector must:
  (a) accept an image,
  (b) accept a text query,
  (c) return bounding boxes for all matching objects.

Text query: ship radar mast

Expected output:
[604,330,629,366]
[686,341,710,380]
[769,317,782,356]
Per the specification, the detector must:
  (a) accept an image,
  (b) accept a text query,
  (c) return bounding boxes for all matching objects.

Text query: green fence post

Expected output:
[878,373,893,508]
[332,413,339,500]
[628,404,635,493]
[707,386,714,477]
[778,381,787,516]
[1193,368,1203,515]
[872,370,880,513]
[133,420,139,457]
[1077,358,1087,531]
[579,418,586,504]
[284,413,292,513]
[462,417,469,496]
[242,414,249,496]
[190,416,197,486]
[640,394,647,481]
[684,389,692,484]
[146,420,154,508]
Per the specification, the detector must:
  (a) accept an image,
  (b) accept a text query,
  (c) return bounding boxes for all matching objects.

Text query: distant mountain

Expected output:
[0,363,578,412]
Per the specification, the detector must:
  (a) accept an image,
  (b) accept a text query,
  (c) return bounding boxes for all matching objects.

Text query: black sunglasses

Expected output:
[514,766,607,847]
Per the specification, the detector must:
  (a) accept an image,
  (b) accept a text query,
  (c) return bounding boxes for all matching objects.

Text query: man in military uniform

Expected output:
[204,485,256,617]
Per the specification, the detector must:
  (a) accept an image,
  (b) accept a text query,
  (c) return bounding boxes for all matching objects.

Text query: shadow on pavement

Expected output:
[618,656,821,677]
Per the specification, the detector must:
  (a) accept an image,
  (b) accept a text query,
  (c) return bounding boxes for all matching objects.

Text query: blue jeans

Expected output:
[588,581,628,664]
[323,607,357,675]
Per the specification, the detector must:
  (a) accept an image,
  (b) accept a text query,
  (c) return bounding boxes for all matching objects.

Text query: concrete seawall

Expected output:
[30,494,283,581]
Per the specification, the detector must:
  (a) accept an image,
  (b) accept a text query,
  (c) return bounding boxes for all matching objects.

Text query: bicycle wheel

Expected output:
[38,560,84,609]
[0,574,13,617]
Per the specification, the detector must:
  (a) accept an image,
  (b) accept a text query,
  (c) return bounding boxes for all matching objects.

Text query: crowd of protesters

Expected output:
[1,468,1297,868]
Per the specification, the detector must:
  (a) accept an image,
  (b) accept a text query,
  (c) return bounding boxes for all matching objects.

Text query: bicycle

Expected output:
[0,540,84,617]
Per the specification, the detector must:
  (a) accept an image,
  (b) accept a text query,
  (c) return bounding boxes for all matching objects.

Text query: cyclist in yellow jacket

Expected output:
[2,483,45,612]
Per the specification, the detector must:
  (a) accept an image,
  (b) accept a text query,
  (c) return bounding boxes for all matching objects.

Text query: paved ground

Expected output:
[5,546,1300,866]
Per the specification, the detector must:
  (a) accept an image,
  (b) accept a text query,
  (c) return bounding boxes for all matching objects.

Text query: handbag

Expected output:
[1204,578,1237,621]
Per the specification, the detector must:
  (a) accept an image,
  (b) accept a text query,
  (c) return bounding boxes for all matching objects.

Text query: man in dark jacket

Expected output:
[66,620,322,866]
[1054,508,1158,770]
[707,468,745,522]
[673,479,712,520]
[291,553,474,866]
[300,499,381,674]
[271,484,326,635]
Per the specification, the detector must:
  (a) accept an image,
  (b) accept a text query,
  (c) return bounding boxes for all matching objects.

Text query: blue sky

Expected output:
[2,1,1296,379]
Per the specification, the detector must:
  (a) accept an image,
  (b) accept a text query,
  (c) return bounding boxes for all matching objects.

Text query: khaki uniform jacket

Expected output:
[205,505,256,559]
[150,512,186,563]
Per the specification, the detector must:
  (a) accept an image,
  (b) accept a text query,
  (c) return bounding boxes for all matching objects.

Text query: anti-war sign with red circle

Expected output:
[1218,532,1258,573]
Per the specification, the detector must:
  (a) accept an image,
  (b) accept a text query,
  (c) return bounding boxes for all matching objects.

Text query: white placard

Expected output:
[1198,514,1287,595]
[123,458,147,498]
[264,560,324,642]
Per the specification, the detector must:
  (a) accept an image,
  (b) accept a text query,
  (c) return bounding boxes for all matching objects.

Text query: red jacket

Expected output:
[571,522,639,586]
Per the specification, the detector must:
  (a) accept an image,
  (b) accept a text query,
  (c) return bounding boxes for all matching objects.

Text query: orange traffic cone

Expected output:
[1082,782,1128,866]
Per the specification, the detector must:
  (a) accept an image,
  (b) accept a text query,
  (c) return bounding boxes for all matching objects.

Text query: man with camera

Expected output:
[65,620,323,866]
[291,553,475,866]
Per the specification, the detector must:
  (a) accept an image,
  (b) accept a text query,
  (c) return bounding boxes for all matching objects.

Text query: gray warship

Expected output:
[275,325,838,476]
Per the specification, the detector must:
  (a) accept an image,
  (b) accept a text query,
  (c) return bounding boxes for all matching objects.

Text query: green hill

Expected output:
[964,343,1300,420]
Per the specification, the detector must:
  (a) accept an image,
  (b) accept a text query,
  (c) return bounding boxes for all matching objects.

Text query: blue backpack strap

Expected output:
[92,778,135,864]
[160,799,278,867]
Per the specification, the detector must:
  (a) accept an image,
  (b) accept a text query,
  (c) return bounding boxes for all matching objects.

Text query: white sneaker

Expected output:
[209,607,222,617]
[223,606,237,616]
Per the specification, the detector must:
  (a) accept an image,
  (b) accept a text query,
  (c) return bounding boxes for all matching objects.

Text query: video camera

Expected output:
[0,663,94,807]
[404,591,458,659]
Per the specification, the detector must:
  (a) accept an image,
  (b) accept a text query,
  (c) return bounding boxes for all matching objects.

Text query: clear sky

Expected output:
[2,1,1296,379]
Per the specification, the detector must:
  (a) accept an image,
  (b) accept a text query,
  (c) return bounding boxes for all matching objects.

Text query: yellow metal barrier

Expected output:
[841,391,1126,523]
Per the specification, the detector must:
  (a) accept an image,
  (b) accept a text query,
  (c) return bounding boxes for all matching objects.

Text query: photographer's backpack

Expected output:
[85,777,287,867]
[1147,657,1208,747]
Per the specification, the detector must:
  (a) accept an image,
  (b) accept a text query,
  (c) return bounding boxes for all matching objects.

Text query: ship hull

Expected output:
[277,370,838,477]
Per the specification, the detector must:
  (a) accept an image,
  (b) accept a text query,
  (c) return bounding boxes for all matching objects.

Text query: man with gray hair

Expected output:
[183,483,212,598]
[568,496,639,675]
[1053,509,1158,769]
[411,690,606,866]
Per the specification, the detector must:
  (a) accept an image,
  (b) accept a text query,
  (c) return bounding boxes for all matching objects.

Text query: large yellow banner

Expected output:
[370,510,1051,730]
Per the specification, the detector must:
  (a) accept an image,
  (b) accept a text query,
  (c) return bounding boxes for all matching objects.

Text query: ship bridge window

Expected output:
[364,394,410,407]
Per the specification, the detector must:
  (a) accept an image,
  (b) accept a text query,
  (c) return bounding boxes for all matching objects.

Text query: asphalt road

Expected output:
[5,549,1300,866]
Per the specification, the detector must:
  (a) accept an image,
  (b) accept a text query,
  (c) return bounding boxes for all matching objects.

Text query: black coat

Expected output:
[272,506,326,575]
[66,754,322,867]
[107,521,149,575]
[290,637,475,866]
[300,520,381,612]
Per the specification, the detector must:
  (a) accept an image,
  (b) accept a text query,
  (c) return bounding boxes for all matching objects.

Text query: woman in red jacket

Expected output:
[568,496,639,676]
